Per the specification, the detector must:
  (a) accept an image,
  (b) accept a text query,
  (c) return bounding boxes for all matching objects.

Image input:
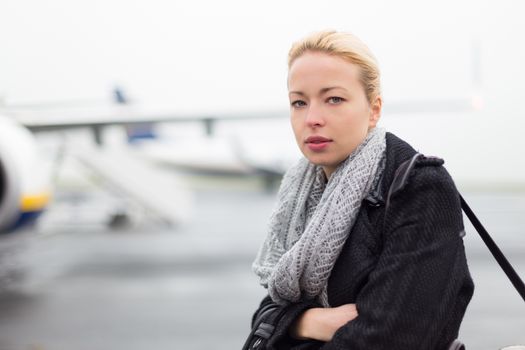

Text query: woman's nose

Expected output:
[305,104,325,127]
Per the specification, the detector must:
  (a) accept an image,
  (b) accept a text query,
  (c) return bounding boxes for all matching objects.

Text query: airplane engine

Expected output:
[0,115,51,233]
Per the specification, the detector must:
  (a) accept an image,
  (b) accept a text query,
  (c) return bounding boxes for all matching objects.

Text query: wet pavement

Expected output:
[1,186,525,350]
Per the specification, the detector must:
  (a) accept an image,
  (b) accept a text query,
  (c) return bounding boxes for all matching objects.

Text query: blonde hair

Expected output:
[288,30,381,104]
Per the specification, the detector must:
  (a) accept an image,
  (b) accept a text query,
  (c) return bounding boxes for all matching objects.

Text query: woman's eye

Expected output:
[327,96,344,104]
[291,100,307,108]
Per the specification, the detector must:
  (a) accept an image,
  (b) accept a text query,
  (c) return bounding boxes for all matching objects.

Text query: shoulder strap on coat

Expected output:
[385,153,525,303]
[385,153,445,209]
[460,194,525,302]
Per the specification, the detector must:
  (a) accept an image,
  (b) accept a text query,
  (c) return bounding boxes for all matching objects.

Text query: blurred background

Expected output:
[1,0,525,349]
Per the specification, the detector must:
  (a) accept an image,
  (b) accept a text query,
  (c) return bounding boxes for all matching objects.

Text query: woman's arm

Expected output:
[290,304,359,342]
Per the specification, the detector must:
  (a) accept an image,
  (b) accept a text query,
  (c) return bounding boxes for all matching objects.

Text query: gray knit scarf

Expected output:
[252,127,386,307]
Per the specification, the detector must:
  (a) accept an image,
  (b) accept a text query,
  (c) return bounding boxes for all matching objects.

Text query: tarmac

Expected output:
[0,178,524,350]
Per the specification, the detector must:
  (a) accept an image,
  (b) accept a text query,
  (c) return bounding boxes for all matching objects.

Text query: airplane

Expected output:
[0,90,291,235]
[0,114,50,234]
[6,45,506,242]
[0,88,483,235]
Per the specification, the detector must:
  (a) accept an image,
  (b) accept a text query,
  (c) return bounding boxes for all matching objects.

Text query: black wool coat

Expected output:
[251,132,474,350]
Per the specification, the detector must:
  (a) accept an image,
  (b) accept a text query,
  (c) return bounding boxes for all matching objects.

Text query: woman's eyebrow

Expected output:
[320,86,347,94]
[289,86,348,96]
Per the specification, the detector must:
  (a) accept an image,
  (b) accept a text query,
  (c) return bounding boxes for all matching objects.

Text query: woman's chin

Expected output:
[305,157,340,171]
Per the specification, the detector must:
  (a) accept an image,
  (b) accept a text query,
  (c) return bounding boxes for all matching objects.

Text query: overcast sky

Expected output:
[1,0,525,184]
[1,0,522,112]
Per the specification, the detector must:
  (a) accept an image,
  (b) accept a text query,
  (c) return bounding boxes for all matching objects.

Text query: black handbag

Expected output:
[242,302,287,350]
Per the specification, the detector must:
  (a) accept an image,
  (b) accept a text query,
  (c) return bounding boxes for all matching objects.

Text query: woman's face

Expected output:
[288,51,381,179]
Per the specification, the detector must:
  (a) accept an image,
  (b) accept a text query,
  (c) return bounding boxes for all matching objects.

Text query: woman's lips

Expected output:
[305,136,332,151]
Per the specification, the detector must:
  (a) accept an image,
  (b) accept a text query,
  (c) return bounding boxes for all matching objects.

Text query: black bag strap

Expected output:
[459,194,525,302]
[387,153,525,303]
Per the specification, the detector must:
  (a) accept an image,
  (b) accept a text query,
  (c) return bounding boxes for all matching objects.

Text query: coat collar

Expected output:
[365,132,417,206]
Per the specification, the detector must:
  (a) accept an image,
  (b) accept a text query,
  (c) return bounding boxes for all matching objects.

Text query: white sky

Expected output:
[1,0,519,110]
[1,0,525,185]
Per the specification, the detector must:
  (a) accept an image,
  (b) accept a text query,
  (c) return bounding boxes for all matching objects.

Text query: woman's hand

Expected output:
[290,303,358,342]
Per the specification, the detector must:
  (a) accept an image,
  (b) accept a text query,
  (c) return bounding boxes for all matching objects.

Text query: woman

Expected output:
[249,30,474,349]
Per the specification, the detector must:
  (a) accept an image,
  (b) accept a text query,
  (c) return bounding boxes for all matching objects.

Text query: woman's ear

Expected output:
[368,96,382,129]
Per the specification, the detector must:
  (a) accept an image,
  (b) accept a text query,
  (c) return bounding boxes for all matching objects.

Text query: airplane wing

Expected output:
[0,95,478,134]
[0,105,286,133]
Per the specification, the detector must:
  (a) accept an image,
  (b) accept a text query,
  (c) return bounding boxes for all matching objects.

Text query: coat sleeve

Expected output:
[321,165,473,350]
